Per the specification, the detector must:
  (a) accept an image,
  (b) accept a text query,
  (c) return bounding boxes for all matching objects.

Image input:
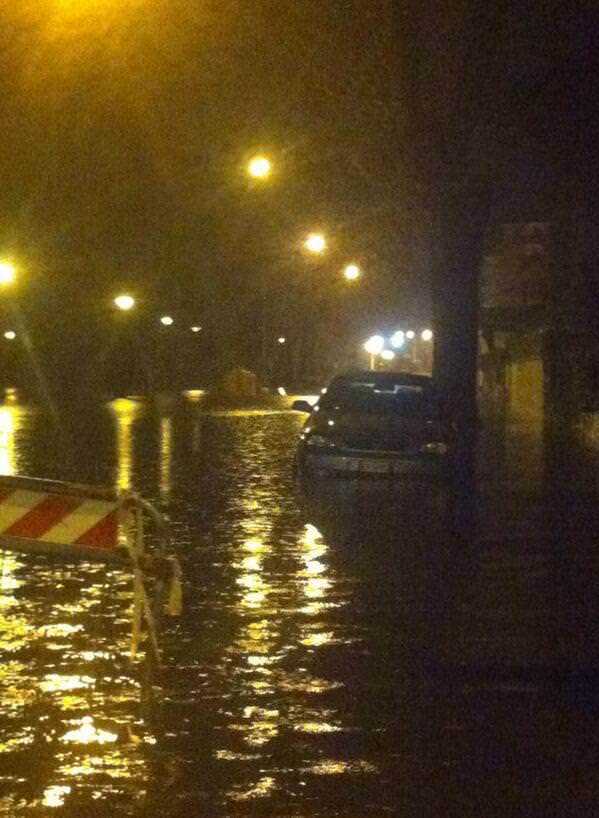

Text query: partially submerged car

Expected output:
[293,371,453,478]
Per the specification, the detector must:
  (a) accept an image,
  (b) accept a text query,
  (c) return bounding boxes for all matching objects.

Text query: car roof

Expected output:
[329,371,435,388]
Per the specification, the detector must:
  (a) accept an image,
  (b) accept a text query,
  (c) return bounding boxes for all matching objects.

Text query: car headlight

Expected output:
[306,434,337,449]
[421,441,449,455]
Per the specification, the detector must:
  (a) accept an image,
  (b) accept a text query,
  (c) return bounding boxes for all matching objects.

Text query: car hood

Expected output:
[308,410,438,451]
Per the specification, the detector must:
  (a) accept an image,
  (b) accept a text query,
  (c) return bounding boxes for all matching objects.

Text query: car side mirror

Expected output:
[291,400,313,413]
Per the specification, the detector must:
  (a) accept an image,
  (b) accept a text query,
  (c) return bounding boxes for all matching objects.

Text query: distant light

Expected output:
[160,316,174,326]
[114,294,135,311]
[0,261,16,286]
[277,386,287,396]
[277,336,286,344]
[190,325,202,333]
[248,156,272,178]
[327,419,335,426]
[321,387,327,394]
[3,331,16,341]
[364,335,385,355]
[406,330,415,340]
[343,263,361,281]
[421,329,433,342]
[381,349,395,361]
[390,330,405,349]
[304,233,326,254]
[184,389,205,402]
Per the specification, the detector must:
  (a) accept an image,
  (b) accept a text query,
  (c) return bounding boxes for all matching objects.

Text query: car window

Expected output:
[319,380,439,417]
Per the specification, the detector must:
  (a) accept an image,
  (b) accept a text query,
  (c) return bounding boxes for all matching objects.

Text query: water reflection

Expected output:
[0,398,595,816]
[0,554,31,656]
[0,402,458,815]
[203,416,352,807]
[159,415,173,501]
[109,398,143,491]
[42,785,72,808]
[298,522,333,617]
[0,400,156,815]
[62,716,118,745]
[0,403,28,476]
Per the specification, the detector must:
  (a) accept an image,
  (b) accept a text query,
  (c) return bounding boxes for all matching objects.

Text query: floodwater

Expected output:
[0,397,598,817]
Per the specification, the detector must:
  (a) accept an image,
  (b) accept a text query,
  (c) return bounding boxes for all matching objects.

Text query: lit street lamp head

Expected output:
[390,330,405,349]
[421,329,433,342]
[277,336,286,344]
[190,326,202,333]
[304,233,326,254]
[343,263,361,281]
[114,294,135,311]
[160,315,174,326]
[247,156,272,179]
[0,261,17,286]
[3,331,16,341]
[364,335,385,355]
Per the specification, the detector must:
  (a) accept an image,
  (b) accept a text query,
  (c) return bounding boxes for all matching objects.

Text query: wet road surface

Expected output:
[0,397,598,816]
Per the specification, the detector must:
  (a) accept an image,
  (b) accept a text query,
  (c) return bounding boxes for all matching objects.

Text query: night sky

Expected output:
[0,1,424,357]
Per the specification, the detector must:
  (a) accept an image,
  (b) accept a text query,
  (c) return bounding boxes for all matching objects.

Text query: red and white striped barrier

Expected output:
[0,474,182,665]
[0,489,119,548]
[0,476,126,561]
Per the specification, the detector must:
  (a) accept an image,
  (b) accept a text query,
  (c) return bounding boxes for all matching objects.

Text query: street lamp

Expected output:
[114,294,135,311]
[421,329,433,342]
[406,330,415,340]
[190,325,202,333]
[390,330,405,349]
[304,232,327,254]
[364,334,384,369]
[343,263,361,282]
[3,331,16,341]
[277,336,286,344]
[0,261,17,286]
[160,316,174,326]
[247,156,272,179]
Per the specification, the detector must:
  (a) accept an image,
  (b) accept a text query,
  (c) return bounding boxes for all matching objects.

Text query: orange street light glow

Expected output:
[304,233,326,254]
[343,263,361,281]
[248,156,272,178]
[364,335,384,355]
[0,261,17,286]
[114,294,135,311]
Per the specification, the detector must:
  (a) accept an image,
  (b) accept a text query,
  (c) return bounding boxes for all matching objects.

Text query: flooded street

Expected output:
[0,397,598,817]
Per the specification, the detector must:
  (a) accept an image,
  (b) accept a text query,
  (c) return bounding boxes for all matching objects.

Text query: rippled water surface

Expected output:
[0,398,598,817]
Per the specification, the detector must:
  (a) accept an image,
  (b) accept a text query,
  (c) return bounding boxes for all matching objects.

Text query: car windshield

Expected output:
[319,378,439,417]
